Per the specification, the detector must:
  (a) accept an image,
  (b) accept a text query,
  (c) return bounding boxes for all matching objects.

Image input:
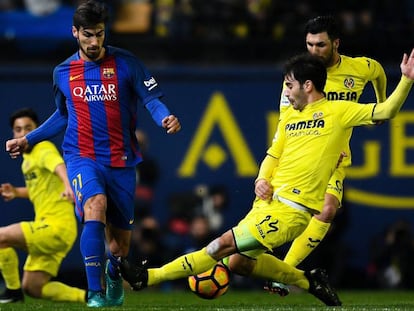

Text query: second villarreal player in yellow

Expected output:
[0,108,85,303]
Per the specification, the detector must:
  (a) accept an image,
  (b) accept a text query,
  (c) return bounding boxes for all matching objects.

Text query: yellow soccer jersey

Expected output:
[22,141,74,222]
[269,98,375,212]
[279,55,387,167]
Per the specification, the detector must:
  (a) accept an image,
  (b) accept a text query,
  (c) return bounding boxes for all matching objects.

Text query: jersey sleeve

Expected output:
[26,110,67,146]
[267,115,286,158]
[336,101,376,127]
[122,51,164,105]
[53,66,69,113]
[365,57,387,102]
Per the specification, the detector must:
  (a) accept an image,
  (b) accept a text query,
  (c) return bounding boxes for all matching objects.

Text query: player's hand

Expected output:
[162,115,181,134]
[61,185,75,203]
[401,48,414,80]
[255,179,273,201]
[5,137,28,159]
[0,183,16,201]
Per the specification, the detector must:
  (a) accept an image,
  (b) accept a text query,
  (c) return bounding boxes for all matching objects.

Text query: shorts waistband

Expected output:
[274,194,316,215]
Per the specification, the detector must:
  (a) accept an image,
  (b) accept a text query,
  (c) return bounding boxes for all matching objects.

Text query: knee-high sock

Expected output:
[148,248,216,286]
[284,217,331,267]
[252,252,309,289]
[0,248,20,289]
[80,221,105,292]
[42,281,86,302]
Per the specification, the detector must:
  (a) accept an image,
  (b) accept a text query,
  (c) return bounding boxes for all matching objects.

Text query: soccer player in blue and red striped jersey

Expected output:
[5,0,181,307]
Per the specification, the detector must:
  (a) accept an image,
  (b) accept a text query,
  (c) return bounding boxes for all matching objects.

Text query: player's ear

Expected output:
[72,26,78,39]
[333,38,340,51]
[304,80,312,91]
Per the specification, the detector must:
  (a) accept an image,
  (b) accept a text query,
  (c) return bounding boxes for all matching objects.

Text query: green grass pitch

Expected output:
[2,289,414,310]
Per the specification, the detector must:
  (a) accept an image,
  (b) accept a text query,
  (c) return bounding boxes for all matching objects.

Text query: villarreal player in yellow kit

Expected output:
[275,16,388,278]
[116,50,414,307]
[0,108,85,303]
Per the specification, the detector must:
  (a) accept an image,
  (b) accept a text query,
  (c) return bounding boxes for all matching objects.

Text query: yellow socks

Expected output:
[252,253,309,290]
[0,248,21,289]
[284,217,331,267]
[148,248,216,286]
[41,282,85,302]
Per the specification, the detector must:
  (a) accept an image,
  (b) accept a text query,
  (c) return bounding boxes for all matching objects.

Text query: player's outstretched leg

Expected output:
[263,281,290,297]
[305,268,341,306]
[105,259,124,306]
[119,258,148,291]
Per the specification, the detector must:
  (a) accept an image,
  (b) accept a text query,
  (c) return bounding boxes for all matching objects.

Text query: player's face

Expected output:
[283,75,308,111]
[305,32,338,67]
[72,24,106,61]
[12,117,37,138]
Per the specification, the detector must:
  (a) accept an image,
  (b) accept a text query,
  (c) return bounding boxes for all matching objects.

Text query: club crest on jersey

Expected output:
[343,77,355,89]
[103,68,115,79]
[313,112,323,120]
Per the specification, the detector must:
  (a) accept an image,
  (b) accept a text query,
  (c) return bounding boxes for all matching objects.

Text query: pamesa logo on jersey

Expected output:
[285,119,325,131]
[72,83,117,102]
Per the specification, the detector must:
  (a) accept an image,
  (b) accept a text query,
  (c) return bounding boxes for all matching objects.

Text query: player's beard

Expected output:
[79,44,102,61]
[322,47,335,67]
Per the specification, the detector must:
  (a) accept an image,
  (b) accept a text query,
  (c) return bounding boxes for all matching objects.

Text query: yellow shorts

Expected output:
[326,167,346,204]
[21,216,77,277]
[232,198,311,255]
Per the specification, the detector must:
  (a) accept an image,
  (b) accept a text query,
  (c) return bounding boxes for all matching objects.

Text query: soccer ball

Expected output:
[188,263,230,299]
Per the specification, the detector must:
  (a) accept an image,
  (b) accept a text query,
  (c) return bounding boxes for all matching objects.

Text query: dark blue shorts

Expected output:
[66,157,136,230]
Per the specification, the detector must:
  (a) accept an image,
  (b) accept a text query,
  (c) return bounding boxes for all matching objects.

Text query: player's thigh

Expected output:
[0,223,26,249]
[235,199,311,252]
[66,158,106,221]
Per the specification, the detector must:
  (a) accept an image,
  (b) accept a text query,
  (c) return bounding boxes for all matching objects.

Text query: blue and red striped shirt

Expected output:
[27,46,168,167]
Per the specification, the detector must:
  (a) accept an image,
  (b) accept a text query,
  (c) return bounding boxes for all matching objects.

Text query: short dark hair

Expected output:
[9,108,39,128]
[283,53,327,93]
[73,0,109,30]
[304,15,341,41]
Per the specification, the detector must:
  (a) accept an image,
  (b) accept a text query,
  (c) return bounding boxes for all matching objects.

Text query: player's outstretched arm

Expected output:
[5,136,28,159]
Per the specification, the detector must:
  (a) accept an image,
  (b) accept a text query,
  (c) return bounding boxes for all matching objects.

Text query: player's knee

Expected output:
[206,231,235,260]
[85,194,107,219]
